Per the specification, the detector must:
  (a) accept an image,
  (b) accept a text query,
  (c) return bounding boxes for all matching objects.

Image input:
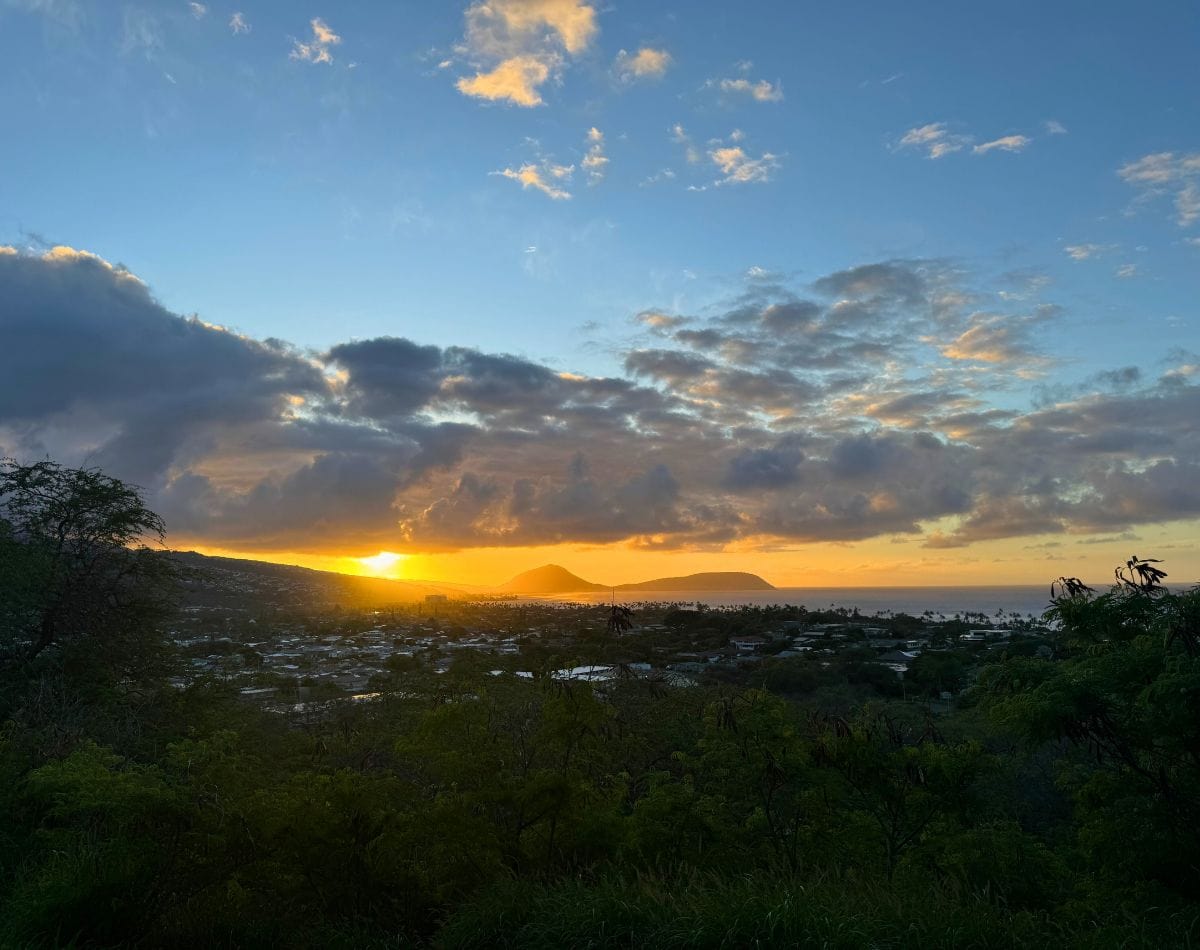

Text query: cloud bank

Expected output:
[1,245,1196,555]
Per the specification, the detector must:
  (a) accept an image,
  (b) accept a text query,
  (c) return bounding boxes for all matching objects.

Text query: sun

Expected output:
[357,551,407,576]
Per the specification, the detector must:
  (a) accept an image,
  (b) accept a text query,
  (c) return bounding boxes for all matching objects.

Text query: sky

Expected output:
[1,0,1198,588]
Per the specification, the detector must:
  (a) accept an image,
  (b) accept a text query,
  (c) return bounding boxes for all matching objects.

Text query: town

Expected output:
[171,561,1051,717]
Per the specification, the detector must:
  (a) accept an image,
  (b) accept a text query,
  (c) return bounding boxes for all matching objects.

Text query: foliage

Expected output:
[0,458,176,685]
[1,468,1199,948]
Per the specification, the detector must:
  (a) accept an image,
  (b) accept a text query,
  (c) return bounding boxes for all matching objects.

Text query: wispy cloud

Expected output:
[1044,119,1068,135]
[712,76,783,102]
[973,134,1032,155]
[229,11,249,34]
[582,127,608,184]
[615,47,671,81]
[669,123,701,165]
[1115,263,1139,279]
[1178,184,1200,228]
[492,161,574,200]
[455,0,597,107]
[290,17,341,65]
[1064,243,1114,261]
[897,122,969,159]
[1118,151,1200,227]
[640,168,677,187]
[900,123,1036,159]
[5,0,85,30]
[188,2,206,19]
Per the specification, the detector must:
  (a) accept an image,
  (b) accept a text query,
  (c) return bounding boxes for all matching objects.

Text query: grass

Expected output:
[434,871,1200,950]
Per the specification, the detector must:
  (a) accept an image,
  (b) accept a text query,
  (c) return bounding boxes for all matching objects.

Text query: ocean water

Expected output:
[524,586,1061,619]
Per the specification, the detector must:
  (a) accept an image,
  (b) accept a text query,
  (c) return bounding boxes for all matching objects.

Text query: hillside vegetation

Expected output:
[2,460,1200,948]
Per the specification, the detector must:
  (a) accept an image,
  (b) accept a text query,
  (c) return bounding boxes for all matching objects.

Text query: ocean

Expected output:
[522,586,1063,620]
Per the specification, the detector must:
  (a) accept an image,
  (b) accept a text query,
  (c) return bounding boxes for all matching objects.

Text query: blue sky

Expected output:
[1,0,1198,584]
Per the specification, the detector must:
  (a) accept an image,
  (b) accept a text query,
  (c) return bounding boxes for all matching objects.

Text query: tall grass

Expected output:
[435,870,1200,949]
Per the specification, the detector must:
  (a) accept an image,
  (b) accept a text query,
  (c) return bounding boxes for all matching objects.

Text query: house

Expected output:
[878,649,919,675]
[552,665,616,683]
[963,628,1009,643]
[730,635,768,653]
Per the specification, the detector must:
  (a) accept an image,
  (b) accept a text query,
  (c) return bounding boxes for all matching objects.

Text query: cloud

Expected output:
[1063,243,1113,261]
[1115,263,1138,279]
[455,0,596,107]
[229,11,249,34]
[582,127,608,184]
[900,124,1035,159]
[492,161,574,199]
[4,0,84,30]
[709,143,779,185]
[456,55,551,106]
[973,134,1032,155]
[3,246,1196,556]
[1177,183,1200,227]
[671,123,701,164]
[898,122,969,159]
[723,437,806,490]
[1119,151,1200,227]
[0,246,326,491]
[938,309,1053,368]
[615,47,671,81]
[121,7,163,58]
[640,168,677,187]
[712,77,783,102]
[290,17,341,65]
[188,2,206,19]
[1044,119,1068,135]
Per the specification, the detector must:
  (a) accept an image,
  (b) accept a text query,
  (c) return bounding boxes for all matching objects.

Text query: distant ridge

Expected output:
[615,571,774,592]
[496,564,775,595]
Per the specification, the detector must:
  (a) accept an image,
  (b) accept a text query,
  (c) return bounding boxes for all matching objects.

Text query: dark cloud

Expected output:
[724,437,806,490]
[2,245,1196,554]
[811,261,927,306]
[0,247,326,485]
[328,338,443,418]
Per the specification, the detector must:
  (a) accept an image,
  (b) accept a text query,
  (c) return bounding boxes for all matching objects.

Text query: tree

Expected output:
[983,556,1200,896]
[0,459,174,671]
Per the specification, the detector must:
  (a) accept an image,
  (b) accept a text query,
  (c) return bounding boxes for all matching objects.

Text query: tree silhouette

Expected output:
[0,458,173,667]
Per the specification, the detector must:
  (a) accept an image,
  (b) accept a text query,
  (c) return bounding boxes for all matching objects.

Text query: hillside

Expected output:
[168,551,480,609]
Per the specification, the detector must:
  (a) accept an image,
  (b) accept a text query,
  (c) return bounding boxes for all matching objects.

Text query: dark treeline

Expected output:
[3,459,1200,948]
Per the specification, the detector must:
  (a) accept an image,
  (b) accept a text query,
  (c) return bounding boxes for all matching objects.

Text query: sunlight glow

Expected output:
[357,551,407,576]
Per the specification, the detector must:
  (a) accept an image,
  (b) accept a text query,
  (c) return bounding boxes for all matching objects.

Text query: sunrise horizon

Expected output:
[4,0,1198,587]
[177,541,1163,590]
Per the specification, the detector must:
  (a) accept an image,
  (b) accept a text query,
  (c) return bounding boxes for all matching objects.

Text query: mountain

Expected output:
[614,571,775,592]
[166,552,776,605]
[497,564,607,594]
[167,551,480,609]
[496,564,775,594]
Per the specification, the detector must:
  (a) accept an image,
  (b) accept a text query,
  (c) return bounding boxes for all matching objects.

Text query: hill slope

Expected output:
[168,551,480,609]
